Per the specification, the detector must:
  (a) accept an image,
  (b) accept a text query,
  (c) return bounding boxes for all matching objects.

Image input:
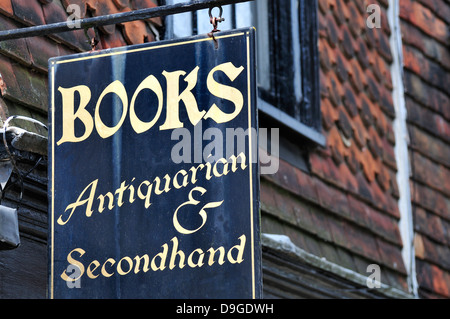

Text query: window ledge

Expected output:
[262,233,415,299]
[258,98,326,148]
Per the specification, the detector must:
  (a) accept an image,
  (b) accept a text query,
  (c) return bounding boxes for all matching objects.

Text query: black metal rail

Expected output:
[0,0,253,42]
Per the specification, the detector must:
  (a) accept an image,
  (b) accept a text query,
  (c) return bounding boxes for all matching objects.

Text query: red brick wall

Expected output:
[400,0,450,298]
[261,0,409,292]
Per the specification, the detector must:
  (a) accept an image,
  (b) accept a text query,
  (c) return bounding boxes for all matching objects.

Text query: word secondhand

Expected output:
[57,62,245,145]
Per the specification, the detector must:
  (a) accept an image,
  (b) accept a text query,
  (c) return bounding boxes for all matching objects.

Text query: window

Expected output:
[162,0,324,146]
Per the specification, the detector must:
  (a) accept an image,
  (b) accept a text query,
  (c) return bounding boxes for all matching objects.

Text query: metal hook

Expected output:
[208,6,225,49]
[84,27,99,51]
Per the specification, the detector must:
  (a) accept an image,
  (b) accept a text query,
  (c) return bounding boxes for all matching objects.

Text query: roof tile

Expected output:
[11,0,45,26]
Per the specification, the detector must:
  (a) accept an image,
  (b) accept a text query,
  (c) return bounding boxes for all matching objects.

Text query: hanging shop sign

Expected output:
[48,28,261,298]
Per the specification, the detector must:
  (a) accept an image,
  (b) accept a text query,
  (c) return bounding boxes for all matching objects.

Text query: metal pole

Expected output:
[0,0,253,42]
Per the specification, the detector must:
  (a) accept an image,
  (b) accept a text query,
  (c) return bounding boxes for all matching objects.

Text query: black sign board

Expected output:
[48,28,260,298]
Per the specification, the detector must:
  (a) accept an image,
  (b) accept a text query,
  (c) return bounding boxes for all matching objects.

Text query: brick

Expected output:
[92,0,120,35]
[294,167,320,204]
[272,191,298,226]
[366,71,381,103]
[414,233,426,259]
[406,96,450,142]
[0,15,32,66]
[355,170,374,203]
[376,238,406,274]
[409,125,450,167]
[0,54,20,102]
[113,0,128,10]
[335,50,349,82]
[418,0,450,24]
[340,24,355,59]
[11,0,45,26]
[411,181,450,220]
[414,207,447,245]
[0,0,14,17]
[328,126,347,164]
[375,166,390,192]
[121,15,152,44]
[26,35,60,72]
[337,108,353,139]
[347,194,373,229]
[319,38,333,72]
[352,115,368,149]
[403,71,450,121]
[331,0,346,25]
[10,61,48,112]
[100,28,128,49]
[374,109,388,137]
[388,168,399,198]
[375,29,392,62]
[347,1,365,37]
[344,220,382,263]
[412,151,450,196]
[401,20,450,70]
[345,143,361,174]
[356,39,371,70]
[348,57,366,93]
[379,84,395,118]
[342,82,359,118]
[360,95,374,127]
[400,0,448,45]
[367,125,383,159]
[416,260,450,297]
[369,207,402,245]
[313,177,351,220]
[326,72,343,107]
[403,45,450,92]
[321,97,339,131]
[325,12,341,47]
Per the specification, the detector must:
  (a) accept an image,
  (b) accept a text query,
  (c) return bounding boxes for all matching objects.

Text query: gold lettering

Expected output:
[229,152,248,172]
[61,248,85,282]
[160,66,205,130]
[213,157,229,177]
[97,192,114,213]
[227,235,246,264]
[153,174,171,195]
[150,243,168,271]
[101,258,115,277]
[134,255,150,273]
[172,186,223,235]
[86,260,101,279]
[169,237,186,270]
[94,80,128,139]
[130,75,164,133]
[58,179,98,225]
[207,247,226,266]
[187,248,205,268]
[204,62,244,123]
[137,180,153,208]
[117,256,133,275]
[57,85,93,145]
[173,169,189,189]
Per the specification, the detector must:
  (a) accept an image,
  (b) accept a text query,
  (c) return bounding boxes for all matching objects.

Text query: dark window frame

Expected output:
[160,0,325,150]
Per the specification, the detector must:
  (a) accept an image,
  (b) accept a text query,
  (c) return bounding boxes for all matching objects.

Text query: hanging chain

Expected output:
[208,6,225,49]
